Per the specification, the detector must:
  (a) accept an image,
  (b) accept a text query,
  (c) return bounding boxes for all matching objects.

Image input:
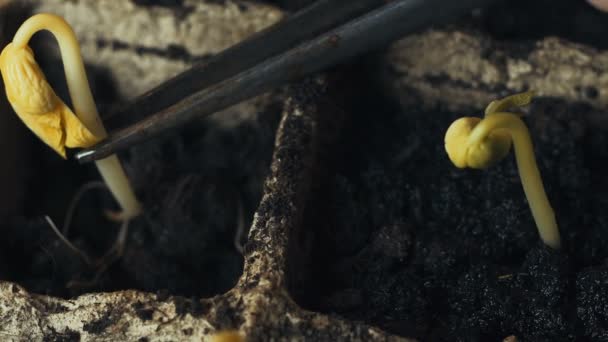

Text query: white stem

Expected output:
[14,14,141,219]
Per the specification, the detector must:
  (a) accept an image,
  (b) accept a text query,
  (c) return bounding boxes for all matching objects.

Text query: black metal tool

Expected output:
[76,0,497,163]
[104,0,387,125]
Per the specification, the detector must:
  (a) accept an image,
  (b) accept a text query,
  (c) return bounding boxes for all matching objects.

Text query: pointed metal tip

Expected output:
[75,148,97,163]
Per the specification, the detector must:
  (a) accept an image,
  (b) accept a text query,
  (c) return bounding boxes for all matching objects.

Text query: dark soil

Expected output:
[0,40,282,297]
[288,1,608,340]
[0,101,281,298]
[291,62,608,340]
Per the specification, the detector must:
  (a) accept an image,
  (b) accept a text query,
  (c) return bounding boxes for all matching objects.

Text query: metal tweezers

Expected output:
[75,0,497,163]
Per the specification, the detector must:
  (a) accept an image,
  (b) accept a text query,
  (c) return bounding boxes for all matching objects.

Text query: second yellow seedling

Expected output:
[444,91,561,249]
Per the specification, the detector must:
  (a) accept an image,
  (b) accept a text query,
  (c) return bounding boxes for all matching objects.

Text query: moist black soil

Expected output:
[0,102,281,298]
[0,103,281,298]
[0,38,282,297]
[285,2,608,341]
[293,77,608,340]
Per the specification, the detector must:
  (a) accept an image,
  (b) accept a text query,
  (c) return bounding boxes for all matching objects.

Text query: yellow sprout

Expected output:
[444,91,561,249]
[0,43,99,158]
[2,13,141,220]
[210,331,245,342]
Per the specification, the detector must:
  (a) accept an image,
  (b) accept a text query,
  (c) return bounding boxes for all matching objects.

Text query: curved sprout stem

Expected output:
[14,14,141,219]
[468,112,561,249]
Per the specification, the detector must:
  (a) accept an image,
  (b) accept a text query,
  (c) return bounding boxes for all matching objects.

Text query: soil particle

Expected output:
[82,310,117,334]
[510,247,572,340]
[132,0,185,7]
[43,328,81,342]
[576,267,608,339]
[258,0,315,11]
[446,245,572,341]
[173,296,210,318]
[132,301,155,321]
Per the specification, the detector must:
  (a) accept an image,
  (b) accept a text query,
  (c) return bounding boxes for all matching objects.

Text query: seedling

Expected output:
[0,13,141,220]
[444,91,561,249]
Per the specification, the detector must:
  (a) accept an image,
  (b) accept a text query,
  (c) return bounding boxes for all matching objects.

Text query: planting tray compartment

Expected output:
[0,70,406,340]
[3,0,608,341]
[289,29,608,340]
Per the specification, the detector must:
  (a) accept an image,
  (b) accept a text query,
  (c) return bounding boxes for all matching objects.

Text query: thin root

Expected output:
[66,219,130,289]
[45,182,136,290]
[44,215,93,266]
[63,181,107,235]
[233,197,245,254]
